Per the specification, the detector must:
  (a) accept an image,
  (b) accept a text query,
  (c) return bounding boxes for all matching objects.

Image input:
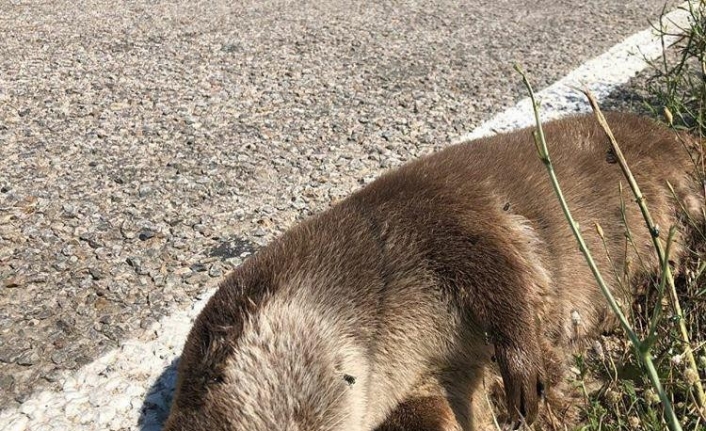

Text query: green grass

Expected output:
[646,1,706,138]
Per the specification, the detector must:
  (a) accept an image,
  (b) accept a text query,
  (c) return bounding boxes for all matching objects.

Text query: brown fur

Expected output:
[374,397,458,431]
[163,112,703,431]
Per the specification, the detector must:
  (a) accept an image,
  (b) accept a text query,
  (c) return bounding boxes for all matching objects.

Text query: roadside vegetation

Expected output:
[520,2,706,430]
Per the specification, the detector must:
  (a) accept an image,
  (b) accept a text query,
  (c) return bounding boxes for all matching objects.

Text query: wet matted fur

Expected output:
[163,112,703,431]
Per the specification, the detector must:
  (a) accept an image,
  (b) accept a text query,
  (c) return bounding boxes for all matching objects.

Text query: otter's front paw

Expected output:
[495,342,545,428]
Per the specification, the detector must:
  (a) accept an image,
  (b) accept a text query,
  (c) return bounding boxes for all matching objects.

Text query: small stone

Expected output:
[97,404,117,425]
[28,273,48,284]
[0,348,16,364]
[15,350,39,366]
[120,221,136,239]
[0,373,15,391]
[79,276,93,289]
[99,324,125,341]
[89,268,107,280]
[125,383,145,398]
[34,307,53,320]
[174,267,192,276]
[148,290,163,305]
[51,350,73,367]
[55,318,76,334]
[140,317,158,330]
[78,232,101,248]
[109,102,129,111]
[43,368,62,383]
[193,223,212,236]
[19,399,38,418]
[64,395,90,418]
[138,185,153,197]
[208,265,222,278]
[62,203,78,218]
[185,272,210,286]
[32,423,56,431]
[108,396,133,417]
[62,375,78,392]
[138,229,156,241]
[190,263,207,272]
[126,256,142,269]
[3,277,23,288]
[14,391,30,404]
[291,197,306,210]
[102,376,122,392]
[5,415,28,431]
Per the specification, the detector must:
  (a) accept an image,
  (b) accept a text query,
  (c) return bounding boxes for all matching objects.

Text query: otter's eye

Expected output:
[209,375,225,385]
[343,374,356,387]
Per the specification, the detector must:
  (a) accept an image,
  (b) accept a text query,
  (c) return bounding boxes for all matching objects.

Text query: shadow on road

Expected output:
[138,357,180,431]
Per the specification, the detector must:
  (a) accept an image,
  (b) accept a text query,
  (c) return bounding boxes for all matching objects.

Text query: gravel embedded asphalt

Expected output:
[0,0,679,417]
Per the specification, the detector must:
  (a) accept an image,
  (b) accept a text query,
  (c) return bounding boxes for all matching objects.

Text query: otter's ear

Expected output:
[343,374,356,387]
[202,325,235,357]
[193,324,236,380]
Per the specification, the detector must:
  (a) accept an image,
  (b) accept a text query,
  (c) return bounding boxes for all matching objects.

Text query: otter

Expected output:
[163,112,703,431]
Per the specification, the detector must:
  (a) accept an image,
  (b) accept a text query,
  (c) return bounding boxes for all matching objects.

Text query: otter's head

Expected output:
[163,283,368,431]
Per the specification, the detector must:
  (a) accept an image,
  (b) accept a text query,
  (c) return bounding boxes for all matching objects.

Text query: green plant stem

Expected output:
[646,227,677,346]
[514,64,683,431]
[583,89,706,412]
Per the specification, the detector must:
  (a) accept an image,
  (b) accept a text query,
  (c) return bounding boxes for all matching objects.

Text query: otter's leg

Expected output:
[456,229,549,427]
[374,396,460,431]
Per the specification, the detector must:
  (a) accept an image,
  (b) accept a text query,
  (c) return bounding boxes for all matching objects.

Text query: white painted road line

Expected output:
[0,3,695,431]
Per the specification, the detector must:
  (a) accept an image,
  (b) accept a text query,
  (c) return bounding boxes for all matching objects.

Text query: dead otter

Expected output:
[163,112,703,431]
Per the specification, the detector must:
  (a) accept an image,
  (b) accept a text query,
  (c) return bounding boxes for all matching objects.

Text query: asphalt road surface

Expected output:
[0,0,680,425]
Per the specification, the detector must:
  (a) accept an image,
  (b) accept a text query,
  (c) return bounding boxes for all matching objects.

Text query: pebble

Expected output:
[113,394,135,411]
[208,265,222,278]
[103,376,122,392]
[0,374,15,390]
[5,416,28,431]
[64,396,90,418]
[96,405,117,425]
[16,350,40,366]
[0,349,17,364]
[19,400,38,419]
[138,229,156,241]
[89,268,107,280]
